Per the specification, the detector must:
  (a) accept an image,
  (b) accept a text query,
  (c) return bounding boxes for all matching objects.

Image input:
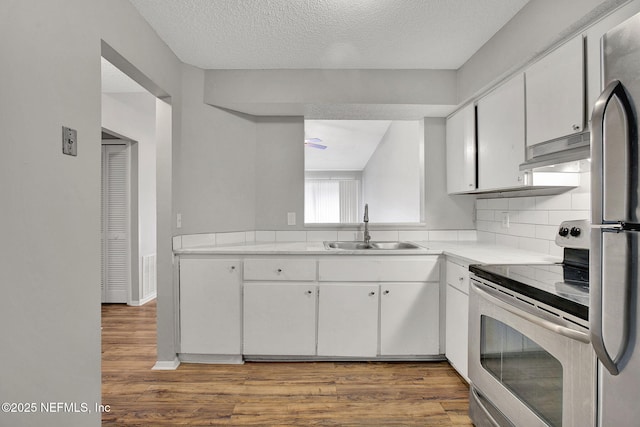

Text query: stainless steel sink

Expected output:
[369,241,421,250]
[323,241,421,250]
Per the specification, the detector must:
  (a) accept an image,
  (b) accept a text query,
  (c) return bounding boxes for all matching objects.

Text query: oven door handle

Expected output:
[471,282,591,343]
[470,387,504,427]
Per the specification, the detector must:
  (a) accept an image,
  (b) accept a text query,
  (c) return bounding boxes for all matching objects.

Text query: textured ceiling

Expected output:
[129,0,530,70]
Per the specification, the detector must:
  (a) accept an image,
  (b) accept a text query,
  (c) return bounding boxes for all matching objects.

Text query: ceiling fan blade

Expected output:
[305,142,327,150]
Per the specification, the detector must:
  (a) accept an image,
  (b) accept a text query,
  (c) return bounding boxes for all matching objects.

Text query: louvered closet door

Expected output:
[101,144,130,303]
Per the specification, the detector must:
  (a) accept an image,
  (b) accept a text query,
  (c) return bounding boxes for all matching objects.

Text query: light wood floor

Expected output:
[102,301,473,426]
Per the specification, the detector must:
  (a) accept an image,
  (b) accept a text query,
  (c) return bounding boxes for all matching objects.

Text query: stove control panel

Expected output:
[555,219,590,249]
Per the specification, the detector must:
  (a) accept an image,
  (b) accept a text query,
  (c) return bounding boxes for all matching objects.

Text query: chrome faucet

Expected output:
[363,203,371,245]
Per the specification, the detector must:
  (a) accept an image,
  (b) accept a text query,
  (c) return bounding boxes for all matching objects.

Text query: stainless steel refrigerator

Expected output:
[591,11,640,427]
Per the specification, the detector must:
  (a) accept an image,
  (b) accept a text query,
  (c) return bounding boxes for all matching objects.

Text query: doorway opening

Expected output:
[101,58,159,306]
[101,40,175,372]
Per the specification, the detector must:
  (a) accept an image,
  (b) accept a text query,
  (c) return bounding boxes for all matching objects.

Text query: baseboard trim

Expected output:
[128,292,157,307]
[179,354,244,365]
[152,358,181,370]
[244,355,447,362]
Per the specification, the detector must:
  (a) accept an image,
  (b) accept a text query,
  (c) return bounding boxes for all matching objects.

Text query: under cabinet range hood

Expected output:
[520,131,591,170]
[472,160,585,198]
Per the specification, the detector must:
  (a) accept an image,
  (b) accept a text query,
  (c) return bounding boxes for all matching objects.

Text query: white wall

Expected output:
[254,117,306,229]
[0,1,183,425]
[362,121,421,223]
[0,2,101,425]
[177,65,257,234]
[102,92,157,303]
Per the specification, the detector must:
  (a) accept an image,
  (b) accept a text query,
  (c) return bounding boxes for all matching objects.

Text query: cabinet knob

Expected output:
[369,291,376,296]
[383,290,390,295]
[459,276,464,282]
[572,124,581,131]
[306,290,313,295]
[230,265,236,271]
[276,268,283,273]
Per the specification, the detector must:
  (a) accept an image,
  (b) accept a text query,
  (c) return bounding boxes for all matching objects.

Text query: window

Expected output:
[305,175,361,223]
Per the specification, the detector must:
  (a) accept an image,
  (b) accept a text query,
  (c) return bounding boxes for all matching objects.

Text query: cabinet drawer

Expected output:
[446,260,469,294]
[244,258,317,281]
[319,257,439,282]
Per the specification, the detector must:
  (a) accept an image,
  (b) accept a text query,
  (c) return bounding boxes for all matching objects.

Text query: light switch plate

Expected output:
[62,126,77,156]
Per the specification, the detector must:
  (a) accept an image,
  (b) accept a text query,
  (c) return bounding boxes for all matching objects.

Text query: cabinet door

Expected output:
[179,258,241,354]
[477,73,525,190]
[380,282,439,356]
[445,284,469,381]
[526,35,585,146]
[446,103,477,194]
[317,284,379,357]
[243,283,317,355]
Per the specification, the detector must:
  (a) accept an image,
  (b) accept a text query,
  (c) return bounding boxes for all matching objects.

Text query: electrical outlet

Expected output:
[62,126,77,156]
[287,212,296,226]
[501,212,510,229]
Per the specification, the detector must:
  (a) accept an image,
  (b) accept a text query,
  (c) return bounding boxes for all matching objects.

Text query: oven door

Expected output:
[469,278,596,427]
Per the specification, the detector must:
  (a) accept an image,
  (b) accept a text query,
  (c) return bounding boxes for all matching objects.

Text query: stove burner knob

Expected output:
[558,227,570,237]
[570,227,581,237]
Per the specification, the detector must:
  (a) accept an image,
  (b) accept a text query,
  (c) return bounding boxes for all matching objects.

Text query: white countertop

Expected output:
[174,240,561,265]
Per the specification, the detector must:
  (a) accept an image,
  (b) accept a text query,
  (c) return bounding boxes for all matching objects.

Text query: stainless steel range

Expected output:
[468,220,596,427]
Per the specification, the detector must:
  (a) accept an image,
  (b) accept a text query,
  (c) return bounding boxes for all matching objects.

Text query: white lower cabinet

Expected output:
[179,254,442,362]
[243,283,317,355]
[445,259,470,381]
[380,282,440,356]
[317,283,380,357]
[179,258,241,355]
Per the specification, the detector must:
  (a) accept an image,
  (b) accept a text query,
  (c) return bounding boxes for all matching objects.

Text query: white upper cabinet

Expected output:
[446,103,476,194]
[525,35,585,147]
[477,73,526,190]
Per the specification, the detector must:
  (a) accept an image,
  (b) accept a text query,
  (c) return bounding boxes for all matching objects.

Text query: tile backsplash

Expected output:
[476,172,590,257]
[173,228,478,250]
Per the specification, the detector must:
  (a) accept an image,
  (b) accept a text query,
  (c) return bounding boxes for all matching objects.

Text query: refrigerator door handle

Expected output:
[591,228,631,375]
[591,79,635,224]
